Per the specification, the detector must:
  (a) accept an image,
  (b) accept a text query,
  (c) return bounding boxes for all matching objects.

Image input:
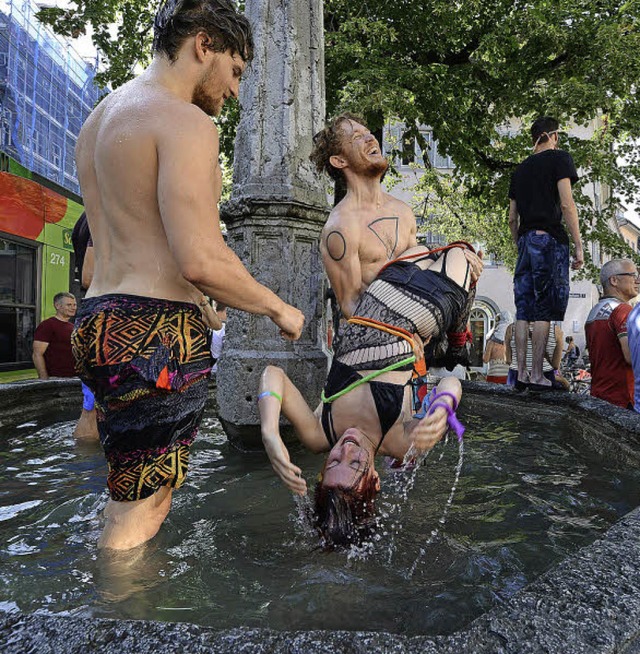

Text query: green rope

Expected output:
[321,355,417,404]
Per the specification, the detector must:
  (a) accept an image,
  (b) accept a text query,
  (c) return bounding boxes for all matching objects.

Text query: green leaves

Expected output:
[37,0,640,276]
[325,0,640,276]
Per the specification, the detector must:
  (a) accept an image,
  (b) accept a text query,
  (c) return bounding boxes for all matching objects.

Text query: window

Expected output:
[469,308,489,368]
[35,128,47,157]
[416,130,432,166]
[0,109,11,146]
[16,56,26,91]
[0,237,38,368]
[51,143,61,168]
[432,139,452,169]
[401,135,416,166]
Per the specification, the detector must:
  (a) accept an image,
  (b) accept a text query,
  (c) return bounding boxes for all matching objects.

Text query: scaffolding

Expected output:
[0,0,104,196]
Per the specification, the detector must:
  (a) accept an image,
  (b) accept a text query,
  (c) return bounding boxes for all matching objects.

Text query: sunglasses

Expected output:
[613,272,640,281]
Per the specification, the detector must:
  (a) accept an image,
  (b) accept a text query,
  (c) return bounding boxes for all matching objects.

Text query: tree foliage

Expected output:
[38,0,640,273]
[324,0,640,274]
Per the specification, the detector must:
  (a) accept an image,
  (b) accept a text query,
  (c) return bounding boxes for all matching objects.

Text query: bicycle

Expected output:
[562,362,591,395]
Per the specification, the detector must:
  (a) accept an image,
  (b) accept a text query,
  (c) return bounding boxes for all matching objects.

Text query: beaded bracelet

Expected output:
[257,391,282,403]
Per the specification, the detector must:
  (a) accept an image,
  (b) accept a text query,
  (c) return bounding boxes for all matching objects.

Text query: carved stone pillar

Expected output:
[217,0,329,447]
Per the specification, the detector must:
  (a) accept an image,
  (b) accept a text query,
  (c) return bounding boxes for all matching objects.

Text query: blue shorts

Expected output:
[514,231,569,322]
[81,382,95,411]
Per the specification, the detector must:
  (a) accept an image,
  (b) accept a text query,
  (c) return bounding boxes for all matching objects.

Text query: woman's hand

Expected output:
[263,433,307,495]
[198,296,222,330]
[409,405,449,453]
[464,249,484,284]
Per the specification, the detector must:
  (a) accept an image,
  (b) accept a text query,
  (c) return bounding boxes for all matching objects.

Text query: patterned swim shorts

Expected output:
[72,294,212,502]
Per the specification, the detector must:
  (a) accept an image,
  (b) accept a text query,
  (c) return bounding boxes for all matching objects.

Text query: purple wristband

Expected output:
[427,401,465,442]
[430,390,459,411]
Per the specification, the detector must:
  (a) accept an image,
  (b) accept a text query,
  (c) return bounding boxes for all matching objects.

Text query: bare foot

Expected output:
[529,376,552,387]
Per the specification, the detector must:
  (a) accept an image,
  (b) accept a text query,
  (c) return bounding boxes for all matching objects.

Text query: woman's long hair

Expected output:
[313,467,380,550]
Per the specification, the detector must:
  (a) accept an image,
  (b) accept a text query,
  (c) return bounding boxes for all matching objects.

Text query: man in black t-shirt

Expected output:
[508,116,583,391]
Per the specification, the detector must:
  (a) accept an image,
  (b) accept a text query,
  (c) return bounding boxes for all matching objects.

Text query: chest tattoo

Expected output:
[367,216,399,259]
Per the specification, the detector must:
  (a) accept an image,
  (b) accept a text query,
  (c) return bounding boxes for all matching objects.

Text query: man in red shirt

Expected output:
[585,259,639,409]
[32,292,77,378]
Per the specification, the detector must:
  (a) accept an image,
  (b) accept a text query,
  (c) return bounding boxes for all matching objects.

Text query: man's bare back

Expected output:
[77,61,303,335]
[77,79,211,304]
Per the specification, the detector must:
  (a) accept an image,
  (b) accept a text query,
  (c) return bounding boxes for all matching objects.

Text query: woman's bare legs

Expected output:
[419,246,472,290]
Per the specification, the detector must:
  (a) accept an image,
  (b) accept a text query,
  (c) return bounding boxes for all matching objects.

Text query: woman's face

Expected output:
[321,429,380,491]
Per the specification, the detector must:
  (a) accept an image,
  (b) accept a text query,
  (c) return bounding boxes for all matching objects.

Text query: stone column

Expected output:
[218,0,329,447]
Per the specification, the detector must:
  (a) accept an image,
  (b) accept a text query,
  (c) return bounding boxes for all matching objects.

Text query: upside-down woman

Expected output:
[259,243,476,549]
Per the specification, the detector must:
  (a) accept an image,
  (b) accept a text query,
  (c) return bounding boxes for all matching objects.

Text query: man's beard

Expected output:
[192,67,219,117]
[362,156,389,179]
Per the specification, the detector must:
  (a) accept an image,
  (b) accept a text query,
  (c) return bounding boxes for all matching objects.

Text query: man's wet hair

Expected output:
[153,0,254,63]
[530,116,559,145]
[313,467,379,550]
[310,113,365,183]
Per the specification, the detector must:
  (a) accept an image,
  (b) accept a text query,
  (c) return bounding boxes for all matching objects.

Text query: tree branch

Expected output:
[414,38,481,67]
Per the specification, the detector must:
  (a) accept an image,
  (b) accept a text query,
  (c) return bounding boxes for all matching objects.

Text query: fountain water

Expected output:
[3,380,640,652]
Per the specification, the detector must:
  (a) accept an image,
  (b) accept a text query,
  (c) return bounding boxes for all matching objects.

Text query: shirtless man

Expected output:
[310,114,482,320]
[72,0,304,551]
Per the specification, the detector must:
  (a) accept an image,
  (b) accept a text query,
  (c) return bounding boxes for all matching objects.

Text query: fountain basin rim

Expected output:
[3,380,640,652]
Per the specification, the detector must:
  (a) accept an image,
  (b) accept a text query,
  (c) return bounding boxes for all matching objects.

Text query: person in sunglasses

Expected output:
[508,116,584,392]
[586,259,638,409]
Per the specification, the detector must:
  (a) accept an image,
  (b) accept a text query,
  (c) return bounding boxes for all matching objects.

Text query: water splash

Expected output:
[404,435,464,579]
[371,431,465,575]
[289,493,316,542]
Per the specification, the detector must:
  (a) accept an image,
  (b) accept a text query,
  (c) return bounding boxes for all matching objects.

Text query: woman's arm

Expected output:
[483,339,494,364]
[258,365,328,495]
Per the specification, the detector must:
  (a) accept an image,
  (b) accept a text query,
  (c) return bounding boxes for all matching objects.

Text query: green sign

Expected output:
[62,228,73,250]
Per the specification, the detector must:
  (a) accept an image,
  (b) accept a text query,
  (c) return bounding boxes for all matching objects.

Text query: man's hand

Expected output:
[409,406,449,453]
[572,245,584,271]
[273,305,305,341]
[263,434,307,495]
[464,249,484,284]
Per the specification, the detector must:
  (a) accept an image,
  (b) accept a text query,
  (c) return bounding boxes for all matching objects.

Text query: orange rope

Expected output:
[347,315,428,380]
[348,316,416,349]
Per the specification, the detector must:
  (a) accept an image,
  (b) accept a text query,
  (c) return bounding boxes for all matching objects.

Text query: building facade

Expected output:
[0,0,104,378]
